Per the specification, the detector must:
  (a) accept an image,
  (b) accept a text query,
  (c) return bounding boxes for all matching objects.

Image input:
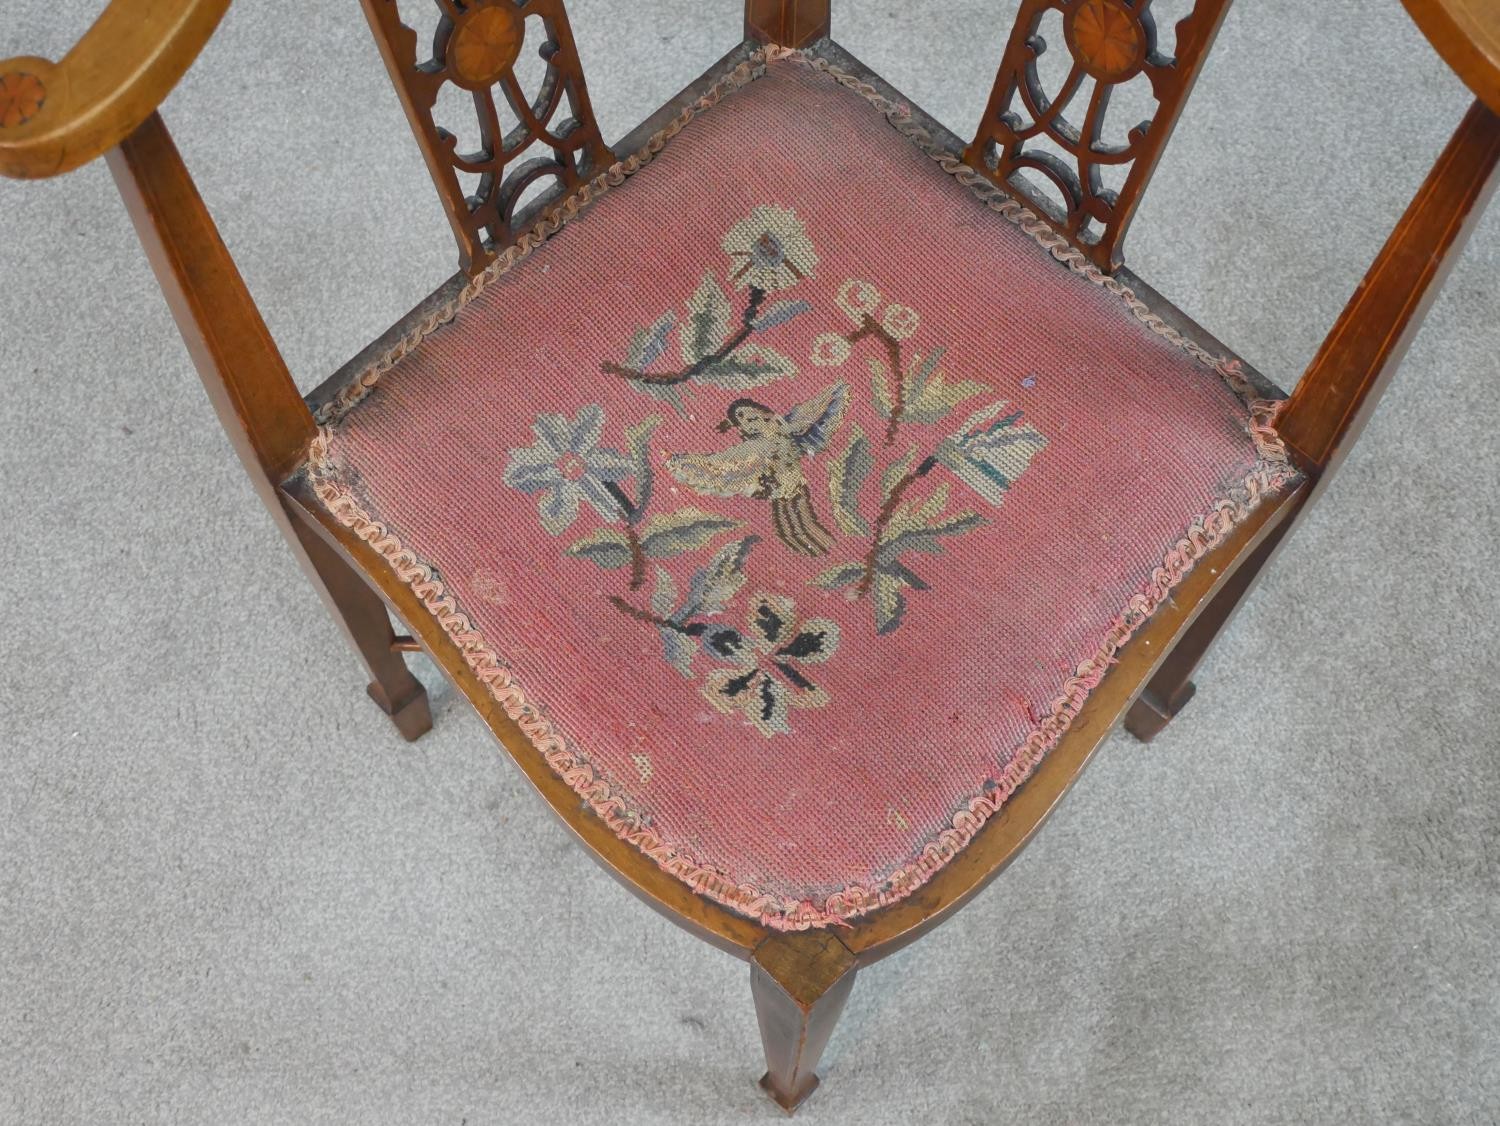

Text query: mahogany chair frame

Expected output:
[4,0,1498,1111]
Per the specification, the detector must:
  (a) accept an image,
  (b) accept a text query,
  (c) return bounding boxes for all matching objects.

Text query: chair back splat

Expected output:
[359,0,614,275]
[964,0,1233,272]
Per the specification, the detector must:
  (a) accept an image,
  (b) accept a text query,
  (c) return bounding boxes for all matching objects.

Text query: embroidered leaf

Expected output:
[903,366,990,426]
[624,414,662,520]
[911,481,951,526]
[639,507,743,560]
[871,571,909,635]
[684,535,759,617]
[870,347,988,427]
[693,357,776,387]
[876,513,988,566]
[752,299,811,332]
[937,403,1049,506]
[878,481,947,544]
[881,445,919,500]
[647,567,696,677]
[637,381,689,415]
[868,556,940,635]
[827,423,873,535]
[659,629,698,678]
[649,566,677,618]
[682,272,732,365]
[565,527,634,570]
[627,312,677,370]
[881,561,931,591]
[905,347,944,398]
[696,343,797,390]
[813,561,865,589]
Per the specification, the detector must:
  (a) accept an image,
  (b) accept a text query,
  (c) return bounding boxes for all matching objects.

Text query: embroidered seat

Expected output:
[308,53,1295,929]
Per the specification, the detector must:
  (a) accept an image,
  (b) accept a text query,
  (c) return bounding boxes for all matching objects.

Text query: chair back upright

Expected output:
[359,0,614,275]
[963,0,1234,273]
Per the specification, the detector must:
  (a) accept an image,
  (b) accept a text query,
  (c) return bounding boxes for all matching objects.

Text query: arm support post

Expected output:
[1279,99,1500,483]
[105,111,314,484]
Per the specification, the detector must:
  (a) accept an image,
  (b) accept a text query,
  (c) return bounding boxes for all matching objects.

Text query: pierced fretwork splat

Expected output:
[963,0,1232,272]
[362,0,614,274]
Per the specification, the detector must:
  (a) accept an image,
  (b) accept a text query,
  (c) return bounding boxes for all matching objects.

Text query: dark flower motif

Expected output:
[699,593,839,736]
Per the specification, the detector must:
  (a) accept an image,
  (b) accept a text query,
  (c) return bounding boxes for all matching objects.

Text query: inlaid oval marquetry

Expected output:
[1066,0,1146,82]
[0,71,45,129]
[448,4,524,89]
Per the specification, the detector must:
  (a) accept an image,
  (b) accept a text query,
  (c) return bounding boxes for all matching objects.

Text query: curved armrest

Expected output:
[0,0,230,180]
[1403,0,1500,113]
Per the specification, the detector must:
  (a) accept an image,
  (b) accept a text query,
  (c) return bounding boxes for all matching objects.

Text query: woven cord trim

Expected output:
[306,48,1302,931]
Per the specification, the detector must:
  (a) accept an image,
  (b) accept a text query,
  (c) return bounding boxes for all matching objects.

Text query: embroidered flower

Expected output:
[810,333,852,367]
[836,278,881,324]
[934,402,1049,507]
[881,304,920,341]
[504,405,635,534]
[722,206,818,292]
[700,593,839,736]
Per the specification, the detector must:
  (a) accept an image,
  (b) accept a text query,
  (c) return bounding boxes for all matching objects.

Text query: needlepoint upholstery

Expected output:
[309,51,1297,930]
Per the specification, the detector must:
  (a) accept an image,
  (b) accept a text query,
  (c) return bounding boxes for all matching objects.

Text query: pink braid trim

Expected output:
[305,49,1303,931]
[309,424,1298,930]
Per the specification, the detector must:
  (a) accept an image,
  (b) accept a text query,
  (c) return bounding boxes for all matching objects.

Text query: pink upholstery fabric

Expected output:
[311,55,1295,929]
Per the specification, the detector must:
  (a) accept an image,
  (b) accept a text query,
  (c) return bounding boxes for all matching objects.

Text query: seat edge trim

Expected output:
[306,46,1304,931]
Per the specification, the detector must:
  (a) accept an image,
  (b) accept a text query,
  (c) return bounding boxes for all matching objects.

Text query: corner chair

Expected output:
[3,0,1497,1111]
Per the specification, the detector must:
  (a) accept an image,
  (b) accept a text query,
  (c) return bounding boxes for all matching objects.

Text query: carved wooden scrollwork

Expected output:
[963,0,1232,272]
[361,0,614,274]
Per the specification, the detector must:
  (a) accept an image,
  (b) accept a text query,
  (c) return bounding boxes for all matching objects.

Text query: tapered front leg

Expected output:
[1124,678,1199,743]
[288,507,432,742]
[1125,517,1290,742]
[751,930,857,1113]
[106,116,431,743]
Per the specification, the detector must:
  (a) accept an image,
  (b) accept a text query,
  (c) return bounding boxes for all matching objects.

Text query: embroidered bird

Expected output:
[666,383,848,557]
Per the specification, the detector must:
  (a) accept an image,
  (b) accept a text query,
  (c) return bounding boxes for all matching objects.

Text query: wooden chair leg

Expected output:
[750,930,857,1113]
[106,114,430,744]
[744,0,831,48]
[1124,517,1292,742]
[287,507,432,742]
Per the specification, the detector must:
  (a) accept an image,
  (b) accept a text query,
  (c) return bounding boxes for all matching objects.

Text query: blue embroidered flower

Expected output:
[700,593,839,737]
[504,405,635,535]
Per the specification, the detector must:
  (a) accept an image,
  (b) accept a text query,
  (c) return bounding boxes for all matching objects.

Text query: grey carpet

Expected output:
[2,2,1498,1123]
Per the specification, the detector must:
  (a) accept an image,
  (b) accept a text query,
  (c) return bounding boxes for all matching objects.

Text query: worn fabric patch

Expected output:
[309,52,1296,930]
